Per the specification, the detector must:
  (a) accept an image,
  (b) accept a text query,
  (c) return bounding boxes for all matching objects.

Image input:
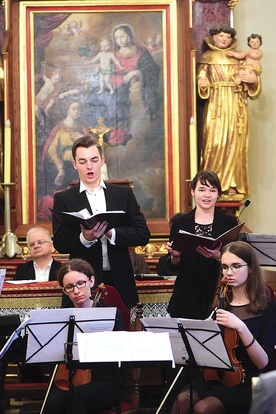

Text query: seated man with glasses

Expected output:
[7,227,63,384]
[14,226,62,281]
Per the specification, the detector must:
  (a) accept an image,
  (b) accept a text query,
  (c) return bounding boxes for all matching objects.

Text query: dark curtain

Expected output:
[34,13,71,72]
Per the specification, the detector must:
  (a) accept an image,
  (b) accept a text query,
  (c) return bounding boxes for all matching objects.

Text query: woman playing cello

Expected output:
[170,241,276,414]
[43,258,123,414]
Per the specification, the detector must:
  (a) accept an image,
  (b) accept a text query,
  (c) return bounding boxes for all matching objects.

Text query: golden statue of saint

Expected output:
[197,24,262,200]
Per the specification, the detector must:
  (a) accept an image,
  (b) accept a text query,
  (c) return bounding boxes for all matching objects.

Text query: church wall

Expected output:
[235,0,276,234]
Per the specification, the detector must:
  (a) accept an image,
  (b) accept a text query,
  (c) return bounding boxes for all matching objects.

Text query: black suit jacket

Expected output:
[14,258,62,281]
[52,182,150,308]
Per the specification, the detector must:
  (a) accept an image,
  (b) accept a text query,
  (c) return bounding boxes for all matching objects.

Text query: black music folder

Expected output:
[172,222,244,253]
[51,208,133,231]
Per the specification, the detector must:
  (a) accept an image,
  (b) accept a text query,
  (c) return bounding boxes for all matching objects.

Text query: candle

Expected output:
[189,116,198,179]
[4,119,11,183]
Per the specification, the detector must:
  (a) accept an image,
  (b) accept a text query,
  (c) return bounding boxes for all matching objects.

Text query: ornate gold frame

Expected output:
[6,0,194,236]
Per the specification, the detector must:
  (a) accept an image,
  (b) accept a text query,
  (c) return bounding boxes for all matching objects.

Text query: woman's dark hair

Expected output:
[72,135,103,160]
[190,170,222,197]
[209,24,236,39]
[247,33,263,46]
[58,258,95,287]
[214,241,269,313]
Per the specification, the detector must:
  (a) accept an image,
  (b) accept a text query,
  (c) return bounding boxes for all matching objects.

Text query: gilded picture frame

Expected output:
[19,0,185,235]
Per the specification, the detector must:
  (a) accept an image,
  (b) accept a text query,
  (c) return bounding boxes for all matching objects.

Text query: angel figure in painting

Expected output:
[197,24,262,199]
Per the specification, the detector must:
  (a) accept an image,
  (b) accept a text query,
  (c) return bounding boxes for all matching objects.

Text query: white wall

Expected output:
[234,0,276,233]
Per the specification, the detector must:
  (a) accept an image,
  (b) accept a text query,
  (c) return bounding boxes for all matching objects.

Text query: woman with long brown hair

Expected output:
[170,241,276,414]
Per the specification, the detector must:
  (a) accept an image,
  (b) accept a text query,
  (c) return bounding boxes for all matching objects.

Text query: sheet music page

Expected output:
[77,331,174,366]
[142,317,232,369]
[26,307,116,363]
[141,317,189,364]
[178,318,232,369]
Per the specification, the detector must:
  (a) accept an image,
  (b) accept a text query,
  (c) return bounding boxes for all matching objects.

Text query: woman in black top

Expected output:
[167,170,237,319]
[170,241,276,414]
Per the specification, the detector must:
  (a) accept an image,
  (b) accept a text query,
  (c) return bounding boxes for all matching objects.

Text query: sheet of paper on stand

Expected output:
[141,317,189,365]
[25,307,116,363]
[77,331,175,367]
[142,317,232,370]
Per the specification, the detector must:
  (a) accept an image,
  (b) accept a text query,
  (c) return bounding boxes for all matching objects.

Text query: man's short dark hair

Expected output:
[72,136,103,160]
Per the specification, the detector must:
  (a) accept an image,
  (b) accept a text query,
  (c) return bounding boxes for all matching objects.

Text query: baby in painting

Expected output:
[89,38,124,95]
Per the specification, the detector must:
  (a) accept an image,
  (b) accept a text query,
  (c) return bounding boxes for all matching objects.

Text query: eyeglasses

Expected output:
[27,240,52,248]
[220,264,248,274]
[63,280,88,293]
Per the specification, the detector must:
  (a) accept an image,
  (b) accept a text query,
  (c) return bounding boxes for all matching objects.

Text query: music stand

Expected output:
[142,317,233,414]
[25,307,116,363]
[25,307,116,414]
[239,232,276,266]
[0,315,29,414]
[0,315,28,359]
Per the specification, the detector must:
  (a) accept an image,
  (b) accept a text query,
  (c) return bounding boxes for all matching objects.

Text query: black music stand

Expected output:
[24,308,116,414]
[0,315,28,414]
[0,315,28,359]
[239,232,276,266]
[142,317,234,414]
[25,307,116,364]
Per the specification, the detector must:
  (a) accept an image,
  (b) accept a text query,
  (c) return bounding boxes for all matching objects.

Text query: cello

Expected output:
[204,279,245,387]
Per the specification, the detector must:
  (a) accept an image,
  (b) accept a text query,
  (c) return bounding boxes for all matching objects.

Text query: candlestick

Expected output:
[0,183,22,258]
[189,116,198,180]
[4,119,11,183]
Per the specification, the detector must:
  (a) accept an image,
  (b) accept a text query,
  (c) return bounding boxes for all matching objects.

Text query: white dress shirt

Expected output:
[33,259,53,281]
[79,179,116,271]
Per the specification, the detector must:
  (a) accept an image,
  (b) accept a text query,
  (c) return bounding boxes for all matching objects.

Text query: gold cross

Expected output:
[237,118,245,134]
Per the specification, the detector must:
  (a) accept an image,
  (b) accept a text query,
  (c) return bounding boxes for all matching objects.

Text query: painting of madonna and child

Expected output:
[34,11,166,222]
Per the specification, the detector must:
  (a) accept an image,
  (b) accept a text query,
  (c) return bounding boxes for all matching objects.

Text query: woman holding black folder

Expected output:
[167,170,237,320]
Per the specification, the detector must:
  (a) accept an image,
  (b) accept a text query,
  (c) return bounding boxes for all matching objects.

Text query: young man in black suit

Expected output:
[14,226,62,281]
[52,135,150,309]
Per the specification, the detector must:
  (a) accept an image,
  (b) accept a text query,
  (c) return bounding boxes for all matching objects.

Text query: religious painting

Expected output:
[19,1,181,231]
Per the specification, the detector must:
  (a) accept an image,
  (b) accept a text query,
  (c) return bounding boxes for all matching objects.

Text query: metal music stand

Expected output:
[24,308,116,414]
[239,232,276,266]
[142,317,233,414]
